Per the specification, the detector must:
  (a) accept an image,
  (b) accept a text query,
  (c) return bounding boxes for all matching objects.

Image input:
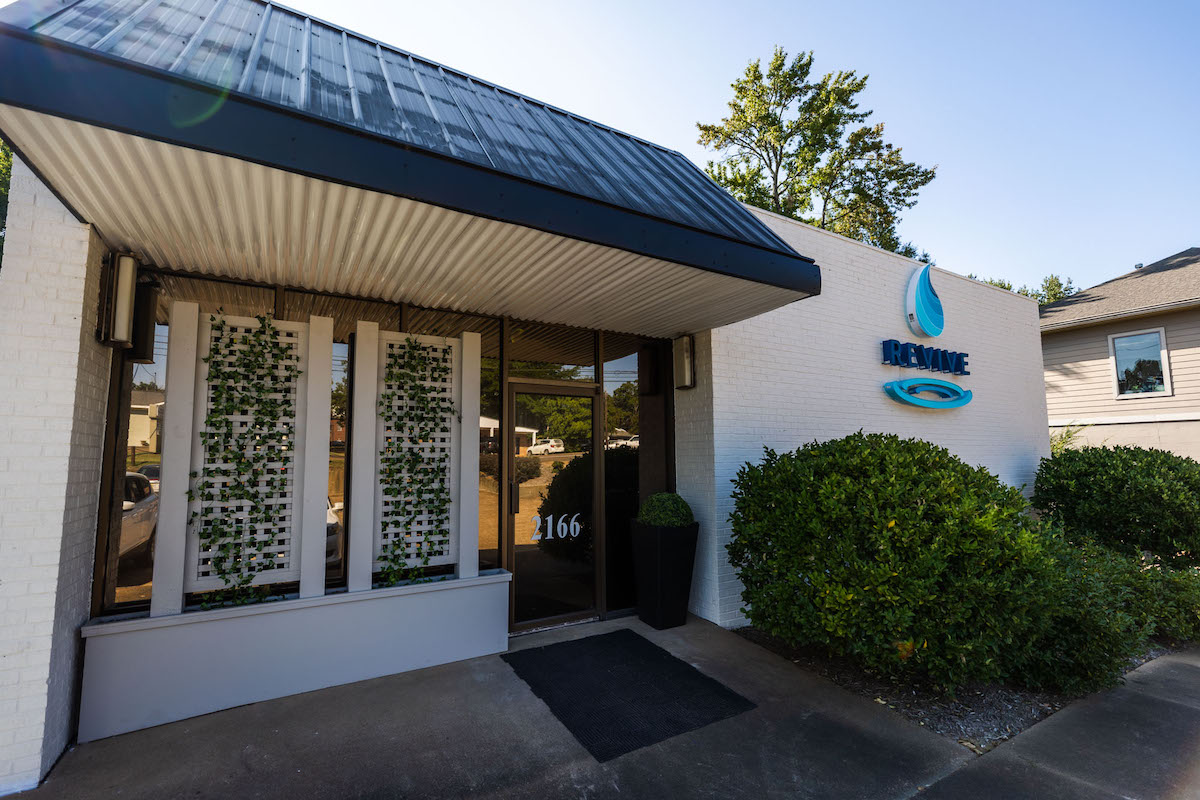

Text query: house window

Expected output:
[1110,328,1171,397]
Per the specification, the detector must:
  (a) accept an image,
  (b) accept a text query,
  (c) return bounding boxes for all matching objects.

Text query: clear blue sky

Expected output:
[280,0,1197,292]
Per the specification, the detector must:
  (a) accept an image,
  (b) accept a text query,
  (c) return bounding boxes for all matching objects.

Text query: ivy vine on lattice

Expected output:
[187,314,302,605]
[377,337,456,586]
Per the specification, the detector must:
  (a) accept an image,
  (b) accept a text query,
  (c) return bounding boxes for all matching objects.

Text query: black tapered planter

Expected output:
[632,519,699,630]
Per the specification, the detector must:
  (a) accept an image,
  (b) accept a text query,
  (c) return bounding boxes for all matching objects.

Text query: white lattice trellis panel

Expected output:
[374,333,461,570]
[185,316,309,593]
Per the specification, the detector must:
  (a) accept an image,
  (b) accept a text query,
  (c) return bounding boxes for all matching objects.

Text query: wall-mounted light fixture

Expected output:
[99,253,139,347]
[673,334,695,390]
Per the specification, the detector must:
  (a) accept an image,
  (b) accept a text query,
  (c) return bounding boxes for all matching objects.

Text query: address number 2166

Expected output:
[531,513,582,541]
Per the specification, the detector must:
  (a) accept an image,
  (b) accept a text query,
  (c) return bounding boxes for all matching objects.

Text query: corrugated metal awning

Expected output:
[0,103,810,337]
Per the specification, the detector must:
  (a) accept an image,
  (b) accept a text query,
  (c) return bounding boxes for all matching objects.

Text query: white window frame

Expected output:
[1108,326,1172,400]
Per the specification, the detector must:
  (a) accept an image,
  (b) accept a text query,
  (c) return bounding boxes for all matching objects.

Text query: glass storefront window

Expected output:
[326,342,349,585]
[111,323,169,606]
[97,279,674,623]
[479,355,501,571]
[512,389,595,622]
[603,335,642,611]
[407,308,504,574]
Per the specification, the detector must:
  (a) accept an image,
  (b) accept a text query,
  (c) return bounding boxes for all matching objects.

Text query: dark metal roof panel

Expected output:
[2,0,798,255]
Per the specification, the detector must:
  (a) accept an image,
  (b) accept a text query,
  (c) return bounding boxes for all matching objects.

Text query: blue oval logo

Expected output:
[883,378,973,409]
[906,265,944,338]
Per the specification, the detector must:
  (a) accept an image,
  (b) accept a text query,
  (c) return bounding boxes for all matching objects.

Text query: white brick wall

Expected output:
[0,159,109,794]
[678,208,1050,628]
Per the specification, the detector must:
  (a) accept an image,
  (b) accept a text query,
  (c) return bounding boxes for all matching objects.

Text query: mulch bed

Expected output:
[735,627,1176,754]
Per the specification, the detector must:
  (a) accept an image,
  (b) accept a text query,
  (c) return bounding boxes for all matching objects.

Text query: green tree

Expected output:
[967,274,1014,292]
[1034,274,1079,304]
[698,47,936,260]
[968,273,1079,305]
[0,142,11,267]
[330,375,348,423]
[132,380,162,392]
[517,394,592,451]
[606,381,639,434]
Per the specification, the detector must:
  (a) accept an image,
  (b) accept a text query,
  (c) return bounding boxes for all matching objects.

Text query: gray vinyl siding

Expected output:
[1043,308,1200,421]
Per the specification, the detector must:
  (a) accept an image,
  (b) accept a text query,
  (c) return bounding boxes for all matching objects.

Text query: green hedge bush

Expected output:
[725,432,1200,694]
[727,433,1050,690]
[1019,539,1150,694]
[1125,560,1200,642]
[1033,446,1200,565]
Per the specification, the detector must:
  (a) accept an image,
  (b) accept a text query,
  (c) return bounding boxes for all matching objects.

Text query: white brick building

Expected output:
[0,0,1047,792]
[677,210,1049,627]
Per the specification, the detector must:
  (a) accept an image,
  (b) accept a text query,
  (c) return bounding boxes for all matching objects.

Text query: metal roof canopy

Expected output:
[0,4,820,335]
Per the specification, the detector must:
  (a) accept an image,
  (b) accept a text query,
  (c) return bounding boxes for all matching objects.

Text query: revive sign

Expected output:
[881,265,973,410]
[881,340,969,376]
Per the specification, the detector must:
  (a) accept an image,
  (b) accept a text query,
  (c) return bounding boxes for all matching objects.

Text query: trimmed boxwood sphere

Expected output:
[1033,445,1200,565]
[636,493,694,528]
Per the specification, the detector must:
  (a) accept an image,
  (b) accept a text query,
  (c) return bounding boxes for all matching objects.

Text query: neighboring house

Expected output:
[480,416,538,453]
[127,389,163,452]
[1042,248,1200,458]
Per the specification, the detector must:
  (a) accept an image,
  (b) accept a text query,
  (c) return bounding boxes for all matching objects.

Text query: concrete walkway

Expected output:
[21,617,967,799]
[21,619,1200,799]
[921,647,1200,799]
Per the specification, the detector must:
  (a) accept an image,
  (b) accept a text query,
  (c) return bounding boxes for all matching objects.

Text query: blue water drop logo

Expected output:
[906,265,944,338]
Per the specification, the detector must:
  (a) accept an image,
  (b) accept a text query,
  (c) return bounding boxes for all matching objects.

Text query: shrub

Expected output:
[1033,446,1200,565]
[637,493,695,527]
[727,433,1049,690]
[1018,538,1151,694]
[478,453,540,484]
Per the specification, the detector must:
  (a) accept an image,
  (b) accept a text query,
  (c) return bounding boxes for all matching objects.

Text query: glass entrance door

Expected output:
[508,385,598,626]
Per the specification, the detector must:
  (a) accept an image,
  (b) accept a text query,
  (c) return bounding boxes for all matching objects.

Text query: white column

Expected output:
[456,332,481,579]
[150,300,200,617]
[298,315,333,598]
[347,320,379,591]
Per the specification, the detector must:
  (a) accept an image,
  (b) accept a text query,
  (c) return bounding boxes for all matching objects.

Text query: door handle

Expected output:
[510,481,520,513]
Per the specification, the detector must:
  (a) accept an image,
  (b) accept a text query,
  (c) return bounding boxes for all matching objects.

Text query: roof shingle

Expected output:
[1040,248,1200,330]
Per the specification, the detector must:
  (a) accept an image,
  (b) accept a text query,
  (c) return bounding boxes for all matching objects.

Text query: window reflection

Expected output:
[114,323,169,605]
[479,356,501,571]
[603,340,640,611]
[406,309,503,574]
[509,323,595,382]
[326,342,348,585]
[516,391,595,621]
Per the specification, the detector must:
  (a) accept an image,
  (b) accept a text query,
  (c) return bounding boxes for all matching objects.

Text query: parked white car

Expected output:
[120,472,158,562]
[527,438,565,455]
[605,435,639,450]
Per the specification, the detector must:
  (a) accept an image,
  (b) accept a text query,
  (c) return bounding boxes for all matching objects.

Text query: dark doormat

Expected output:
[502,628,755,762]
